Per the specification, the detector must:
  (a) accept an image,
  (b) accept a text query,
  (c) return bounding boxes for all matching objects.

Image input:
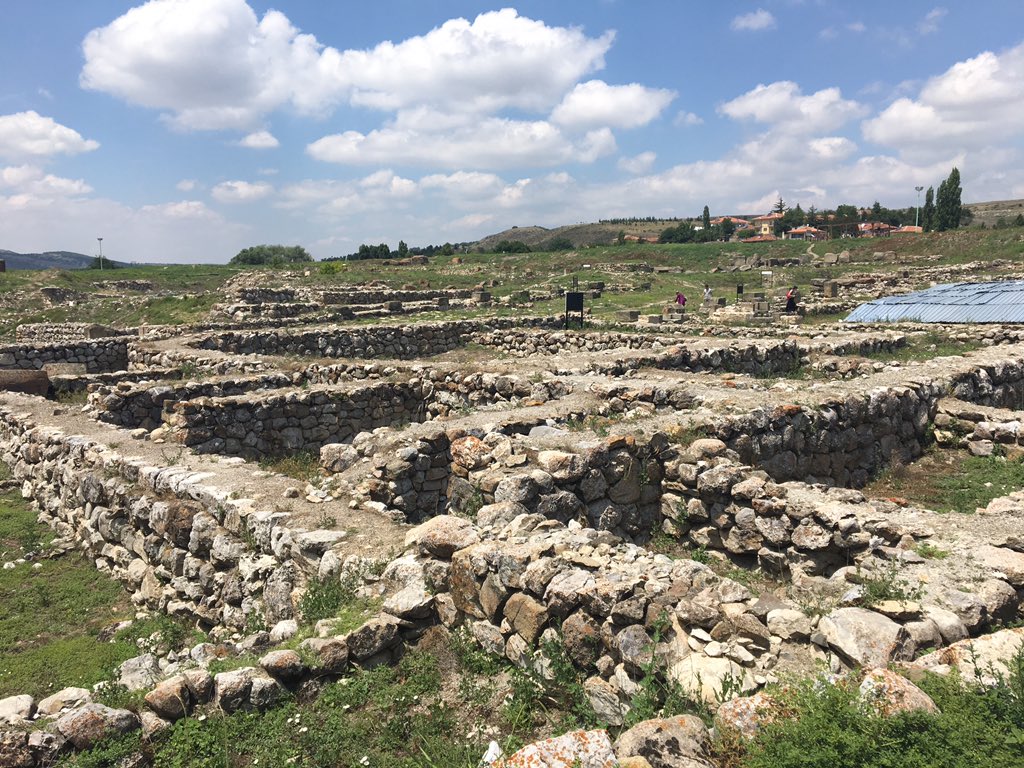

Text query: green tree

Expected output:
[923,186,936,231]
[806,206,819,226]
[835,204,859,223]
[397,240,409,257]
[702,205,711,233]
[782,203,805,232]
[659,222,696,243]
[935,167,962,231]
[720,218,736,240]
[1015,213,1024,227]
[772,197,787,216]
[229,245,312,266]
[871,200,883,219]
[493,240,530,253]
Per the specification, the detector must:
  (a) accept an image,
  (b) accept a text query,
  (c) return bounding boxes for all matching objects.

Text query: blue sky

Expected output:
[2,1,1024,263]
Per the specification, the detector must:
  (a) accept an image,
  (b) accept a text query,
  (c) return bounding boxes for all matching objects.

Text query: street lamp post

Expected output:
[915,186,924,229]
[97,237,103,271]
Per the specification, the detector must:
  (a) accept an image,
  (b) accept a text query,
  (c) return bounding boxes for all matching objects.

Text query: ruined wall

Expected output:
[0,411,314,631]
[165,380,434,457]
[189,318,559,359]
[0,338,129,373]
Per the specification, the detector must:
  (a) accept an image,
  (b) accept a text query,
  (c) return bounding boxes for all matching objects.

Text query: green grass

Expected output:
[937,455,1024,513]
[259,451,321,484]
[719,652,1024,768]
[0,489,200,699]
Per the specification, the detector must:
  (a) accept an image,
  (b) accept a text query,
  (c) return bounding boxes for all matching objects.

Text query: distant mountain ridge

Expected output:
[0,249,129,270]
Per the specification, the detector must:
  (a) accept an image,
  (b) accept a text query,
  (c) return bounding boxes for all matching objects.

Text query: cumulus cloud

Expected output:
[80,2,614,129]
[211,180,273,202]
[618,151,656,174]
[307,119,615,170]
[337,9,613,114]
[550,80,675,129]
[176,179,197,192]
[0,111,99,160]
[81,0,340,130]
[720,81,866,133]
[0,164,92,197]
[731,9,776,32]
[863,41,1024,159]
[239,130,279,149]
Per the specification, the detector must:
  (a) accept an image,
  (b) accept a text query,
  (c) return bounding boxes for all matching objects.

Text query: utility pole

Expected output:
[915,186,924,229]
[97,237,103,270]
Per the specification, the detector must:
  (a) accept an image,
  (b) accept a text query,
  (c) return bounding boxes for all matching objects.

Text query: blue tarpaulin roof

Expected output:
[845,280,1024,324]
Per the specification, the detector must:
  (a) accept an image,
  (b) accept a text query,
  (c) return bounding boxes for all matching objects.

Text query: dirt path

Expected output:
[0,391,409,560]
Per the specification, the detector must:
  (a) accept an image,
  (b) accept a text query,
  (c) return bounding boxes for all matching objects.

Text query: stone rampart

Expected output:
[15,323,128,343]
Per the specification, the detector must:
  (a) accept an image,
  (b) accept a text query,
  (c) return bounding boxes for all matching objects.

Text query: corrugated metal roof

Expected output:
[844,280,1024,324]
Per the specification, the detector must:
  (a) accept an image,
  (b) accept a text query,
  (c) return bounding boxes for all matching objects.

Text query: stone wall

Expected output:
[0,410,310,631]
[51,368,182,395]
[15,323,128,343]
[0,338,129,373]
[165,380,434,457]
[315,288,474,305]
[88,373,298,429]
[189,318,560,360]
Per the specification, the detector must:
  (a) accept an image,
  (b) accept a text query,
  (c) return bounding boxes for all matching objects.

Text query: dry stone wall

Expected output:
[166,380,433,457]
[0,338,129,373]
[189,318,560,359]
[0,410,310,631]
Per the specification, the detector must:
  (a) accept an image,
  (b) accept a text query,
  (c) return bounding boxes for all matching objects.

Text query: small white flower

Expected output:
[359,757,370,766]
[299,726,308,733]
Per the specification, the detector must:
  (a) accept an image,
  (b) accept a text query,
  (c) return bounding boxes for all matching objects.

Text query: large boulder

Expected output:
[37,687,91,717]
[0,695,34,726]
[56,703,138,750]
[818,608,914,668]
[496,729,617,767]
[405,515,479,558]
[858,669,938,716]
[144,675,194,721]
[912,627,1024,685]
[614,715,713,768]
[117,653,162,691]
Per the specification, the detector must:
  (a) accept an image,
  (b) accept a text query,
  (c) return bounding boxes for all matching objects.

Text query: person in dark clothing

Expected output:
[785,285,799,314]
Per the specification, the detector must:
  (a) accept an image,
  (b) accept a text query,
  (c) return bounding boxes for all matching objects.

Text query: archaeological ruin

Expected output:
[1,261,1023,767]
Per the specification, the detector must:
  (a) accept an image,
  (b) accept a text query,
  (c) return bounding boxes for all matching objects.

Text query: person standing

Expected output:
[703,284,713,304]
[785,285,799,314]
[676,292,687,313]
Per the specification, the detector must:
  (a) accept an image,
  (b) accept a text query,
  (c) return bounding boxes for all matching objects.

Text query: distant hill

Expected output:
[0,250,130,270]
[964,199,1024,227]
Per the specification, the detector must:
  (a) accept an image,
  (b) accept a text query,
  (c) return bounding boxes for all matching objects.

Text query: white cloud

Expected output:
[239,130,279,149]
[307,119,615,170]
[211,180,273,202]
[618,151,656,174]
[335,9,613,115]
[918,7,947,35]
[731,9,776,32]
[863,41,1024,160]
[0,164,92,198]
[140,200,221,220]
[551,80,675,129]
[808,136,857,160]
[176,179,197,192]
[720,81,866,133]
[80,2,615,129]
[0,111,99,160]
[673,111,703,127]
[848,21,866,33]
[81,0,340,130]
